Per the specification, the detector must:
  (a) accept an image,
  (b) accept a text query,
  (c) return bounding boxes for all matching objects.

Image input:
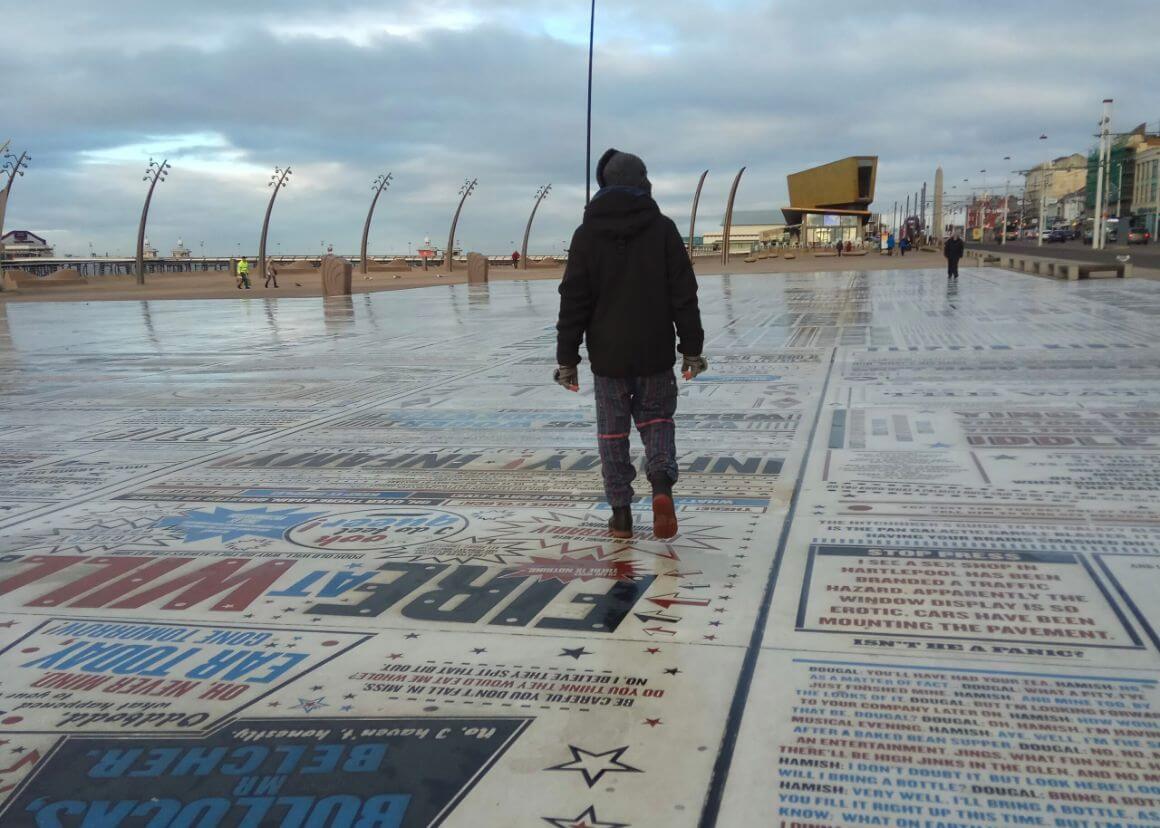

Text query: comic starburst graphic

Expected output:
[9,505,182,554]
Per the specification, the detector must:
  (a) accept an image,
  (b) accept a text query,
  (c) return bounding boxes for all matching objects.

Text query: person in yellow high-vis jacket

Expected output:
[236,257,251,289]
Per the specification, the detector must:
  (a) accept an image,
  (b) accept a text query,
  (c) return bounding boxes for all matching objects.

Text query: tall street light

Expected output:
[360,172,393,275]
[135,158,171,285]
[445,178,477,271]
[979,169,988,239]
[688,169,709,259]
[585,0,596,205]
[1001,156,1012,245]
[0,148,31,279]
[259,165,292,280]
[521,183,551,270]
[1093,100,1113,250]
[1038,159,1054,248]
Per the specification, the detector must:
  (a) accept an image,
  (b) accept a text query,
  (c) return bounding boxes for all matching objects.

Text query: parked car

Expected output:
[1083,227,1119,244]
[1127,227,1152,245]
[1047,229,1069,243]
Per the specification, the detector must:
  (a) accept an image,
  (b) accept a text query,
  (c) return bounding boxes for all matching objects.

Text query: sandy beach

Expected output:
[0,249,953,303]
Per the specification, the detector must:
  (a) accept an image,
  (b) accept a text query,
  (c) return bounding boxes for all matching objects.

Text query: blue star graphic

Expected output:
[157,507,325,542]
[294,697,329,714]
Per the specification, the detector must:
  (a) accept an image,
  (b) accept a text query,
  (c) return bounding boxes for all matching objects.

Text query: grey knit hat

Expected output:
[596,148,651,192]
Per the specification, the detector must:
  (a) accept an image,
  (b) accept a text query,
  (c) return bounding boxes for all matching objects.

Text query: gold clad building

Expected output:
[781,156,877,246]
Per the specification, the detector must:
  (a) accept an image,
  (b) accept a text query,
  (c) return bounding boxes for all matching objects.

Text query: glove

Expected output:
[554,365,579,392]
[681,355,708,380]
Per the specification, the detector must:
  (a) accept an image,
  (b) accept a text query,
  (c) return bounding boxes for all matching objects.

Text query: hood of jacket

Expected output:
[582,187,660,240]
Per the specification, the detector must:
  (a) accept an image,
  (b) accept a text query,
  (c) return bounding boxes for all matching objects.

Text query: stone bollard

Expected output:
[321,254,353,296]
[467,252,489,285]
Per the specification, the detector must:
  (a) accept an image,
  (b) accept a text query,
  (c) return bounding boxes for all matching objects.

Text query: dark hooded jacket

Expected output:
[556,188,704,378]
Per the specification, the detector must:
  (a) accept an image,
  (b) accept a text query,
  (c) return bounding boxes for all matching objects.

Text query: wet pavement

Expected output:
[0,269,1158,826]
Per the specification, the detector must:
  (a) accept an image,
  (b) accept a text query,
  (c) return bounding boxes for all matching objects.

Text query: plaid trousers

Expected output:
[594,370,679,507]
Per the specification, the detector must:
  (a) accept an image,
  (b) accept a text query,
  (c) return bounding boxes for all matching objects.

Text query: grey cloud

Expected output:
[4,0,1159,255]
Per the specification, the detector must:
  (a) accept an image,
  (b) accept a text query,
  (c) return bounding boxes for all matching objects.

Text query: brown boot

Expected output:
[608,507,633,539]
[649,476,678,540]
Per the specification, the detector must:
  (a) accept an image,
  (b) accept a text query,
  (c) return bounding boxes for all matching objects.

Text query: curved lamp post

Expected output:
[0,149,31,277]
[720,166,746,265]
[259,165,292,280]
[360,172,393,274]
[688,169,708,259]
[135,158,170,285]
[445,178,477,271]
[520,183,551,270]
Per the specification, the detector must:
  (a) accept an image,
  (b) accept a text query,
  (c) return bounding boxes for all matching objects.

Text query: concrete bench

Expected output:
[964,252,1000,267]
[995,254,1131,281]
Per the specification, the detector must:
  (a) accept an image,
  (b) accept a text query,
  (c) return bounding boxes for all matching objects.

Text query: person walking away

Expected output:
[899,234,908,256]
[554,148,706,541]
[236,257,251,289]
[265,258,279,288]
[944,231,964,279]
[512,250,521,270]
[887,232,895,256]
[834,238,843,257]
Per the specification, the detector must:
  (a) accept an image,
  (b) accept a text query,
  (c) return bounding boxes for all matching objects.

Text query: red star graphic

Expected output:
[644,647,660,654]
[644,718,662,728]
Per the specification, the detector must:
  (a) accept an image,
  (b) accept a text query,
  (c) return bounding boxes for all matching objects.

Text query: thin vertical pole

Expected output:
[1002,179,1009,245]
[1094,99,1112,250]
[585,0,595,206]
[720,167,746,266]
[1038,162,1049,248]
[688,170,709,259]
[1116,164,1123,218]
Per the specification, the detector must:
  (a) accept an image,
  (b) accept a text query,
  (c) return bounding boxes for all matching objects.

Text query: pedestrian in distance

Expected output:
[835,238,843,257]
[554,148,706,541]
[236,257,251,289]
[512,250,521,270]
[265,258,279,288]
[944,231,964,280]
[887,232,896,256]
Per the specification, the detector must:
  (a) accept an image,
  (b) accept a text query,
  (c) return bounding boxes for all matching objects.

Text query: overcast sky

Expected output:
[4,0,1159,256]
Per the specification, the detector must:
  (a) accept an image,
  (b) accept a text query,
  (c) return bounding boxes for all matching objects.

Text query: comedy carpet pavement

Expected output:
[0,269,1158,827]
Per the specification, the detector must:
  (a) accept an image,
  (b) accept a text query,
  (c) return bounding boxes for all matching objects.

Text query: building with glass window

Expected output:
[701,210,788,254]
[780,156,877,246]
[1132,143,1160,237]
[0,230,53,259]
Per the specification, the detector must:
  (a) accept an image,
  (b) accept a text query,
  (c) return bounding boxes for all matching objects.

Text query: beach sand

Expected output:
[0,250,951,303]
